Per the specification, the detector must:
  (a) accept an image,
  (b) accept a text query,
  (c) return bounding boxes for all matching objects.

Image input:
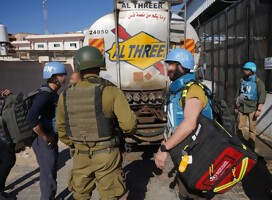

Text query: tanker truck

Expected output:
[83,0,201,142]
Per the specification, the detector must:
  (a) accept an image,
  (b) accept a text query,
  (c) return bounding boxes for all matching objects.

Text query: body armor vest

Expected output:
[167,73,213,134]
[0,97,11,144]
[240,75,258,101]
[63,78,115,143]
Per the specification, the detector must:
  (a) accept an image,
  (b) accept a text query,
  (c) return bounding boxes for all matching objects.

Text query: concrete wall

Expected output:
[18,46,31,50]
[257,93,272,140]
[38,56,50,63]
[0,61,73,94]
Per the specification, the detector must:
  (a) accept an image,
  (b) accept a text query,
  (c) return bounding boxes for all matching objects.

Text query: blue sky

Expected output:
[0,0,113,34]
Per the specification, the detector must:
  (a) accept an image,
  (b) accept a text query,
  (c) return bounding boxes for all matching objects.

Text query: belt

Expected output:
[76,147,118,156]
[72,137,118,148]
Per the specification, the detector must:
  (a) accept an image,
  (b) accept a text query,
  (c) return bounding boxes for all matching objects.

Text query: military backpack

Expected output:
[0,87,53,144]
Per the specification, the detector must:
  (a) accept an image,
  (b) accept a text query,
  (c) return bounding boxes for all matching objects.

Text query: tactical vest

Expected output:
[240,75,258,101]
[0,97,12,144]
[167,73,213,135]
[63,78,115,144]
[0,86,55,144]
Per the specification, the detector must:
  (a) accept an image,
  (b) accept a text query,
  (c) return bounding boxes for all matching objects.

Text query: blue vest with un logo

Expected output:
[167,73,213,133]
[240,75,258,101]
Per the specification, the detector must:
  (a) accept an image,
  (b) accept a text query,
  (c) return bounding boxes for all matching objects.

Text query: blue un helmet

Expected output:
[165,48,194,69]
[43,62,67,79]
[243,62,256,73]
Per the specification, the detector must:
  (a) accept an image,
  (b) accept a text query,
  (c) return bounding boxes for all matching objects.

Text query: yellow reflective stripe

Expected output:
[183,81,196,98]
[213,158,248,193]
[182,89,188,98]
[242,144,247,150]
[215,121,232,137]
[197,83,204,89]
[182,81,205,104]
[237,157,248,180]
[186,82,195,87]
[185,81,204,89]
[184,81,205,97]
[215,121,247,148]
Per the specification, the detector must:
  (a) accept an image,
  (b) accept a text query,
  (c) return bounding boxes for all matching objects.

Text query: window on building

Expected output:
[70,43,77,48]
[37,44,44,48]
[54,44,60,47]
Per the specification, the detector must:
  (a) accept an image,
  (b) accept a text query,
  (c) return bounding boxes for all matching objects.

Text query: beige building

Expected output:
[10,33,84,62]
[12,33,84,51]
[14,32,35,41]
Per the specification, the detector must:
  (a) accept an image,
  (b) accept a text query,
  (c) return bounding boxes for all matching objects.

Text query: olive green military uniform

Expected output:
[56,74,137,200]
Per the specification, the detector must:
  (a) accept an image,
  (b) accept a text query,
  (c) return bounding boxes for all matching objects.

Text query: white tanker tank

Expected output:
[0,24,9,56]
[83,0,201,142]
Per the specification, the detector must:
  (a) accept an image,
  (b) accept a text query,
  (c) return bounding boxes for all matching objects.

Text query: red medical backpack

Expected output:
[170,115,257,194]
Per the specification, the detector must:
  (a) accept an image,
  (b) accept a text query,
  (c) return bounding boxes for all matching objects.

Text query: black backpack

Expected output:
[180,80,236,134]
[1,87,53,144]
[170,81,257,195]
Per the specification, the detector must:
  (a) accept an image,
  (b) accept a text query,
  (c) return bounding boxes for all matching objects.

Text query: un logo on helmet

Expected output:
[44,66,55,73]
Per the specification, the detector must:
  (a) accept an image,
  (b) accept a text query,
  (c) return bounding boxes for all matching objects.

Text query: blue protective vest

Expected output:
[240,75,258,101]
[167,73,213,133]
[37,86,59,134]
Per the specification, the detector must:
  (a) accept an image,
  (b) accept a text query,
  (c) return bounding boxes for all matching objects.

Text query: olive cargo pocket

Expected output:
[113,170,126,197]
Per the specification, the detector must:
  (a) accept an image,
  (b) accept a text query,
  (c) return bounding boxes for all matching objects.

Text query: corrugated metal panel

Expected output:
[187,0,216,23]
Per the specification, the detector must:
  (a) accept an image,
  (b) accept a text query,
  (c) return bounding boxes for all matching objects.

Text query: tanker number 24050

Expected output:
[89,30,109,35]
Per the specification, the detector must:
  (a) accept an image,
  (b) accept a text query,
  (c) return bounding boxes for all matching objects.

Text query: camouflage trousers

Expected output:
[70,147,125,200]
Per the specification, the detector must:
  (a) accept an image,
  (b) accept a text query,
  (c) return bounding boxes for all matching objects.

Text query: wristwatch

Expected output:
[160,144,170,152]
[257,109,261,112]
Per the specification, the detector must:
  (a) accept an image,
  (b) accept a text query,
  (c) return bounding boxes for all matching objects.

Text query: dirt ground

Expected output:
[7,142,180,200]
[6,138,272,200]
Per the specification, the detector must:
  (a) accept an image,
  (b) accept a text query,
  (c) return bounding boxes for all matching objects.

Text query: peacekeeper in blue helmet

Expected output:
[235,62,266,152]
[26,62,67,200]
[56,46,137,200]
[154,48,213,199]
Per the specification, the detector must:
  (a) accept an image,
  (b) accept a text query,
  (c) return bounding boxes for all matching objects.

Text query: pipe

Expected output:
[136,127,166,137]
[114,1,121,89]
[137,123,166,129]
[221,0,239,3]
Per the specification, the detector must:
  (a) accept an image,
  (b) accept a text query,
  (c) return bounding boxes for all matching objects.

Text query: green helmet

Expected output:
[73,46,105,71]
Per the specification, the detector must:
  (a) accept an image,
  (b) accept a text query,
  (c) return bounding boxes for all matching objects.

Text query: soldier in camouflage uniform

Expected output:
[56,46,137,200]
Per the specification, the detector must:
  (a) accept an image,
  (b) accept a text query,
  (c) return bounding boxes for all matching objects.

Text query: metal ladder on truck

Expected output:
[166,0,188,54]
[113,0,121,88]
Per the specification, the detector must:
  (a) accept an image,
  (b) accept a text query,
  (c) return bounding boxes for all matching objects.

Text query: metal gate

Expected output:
[196,0,272,108]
